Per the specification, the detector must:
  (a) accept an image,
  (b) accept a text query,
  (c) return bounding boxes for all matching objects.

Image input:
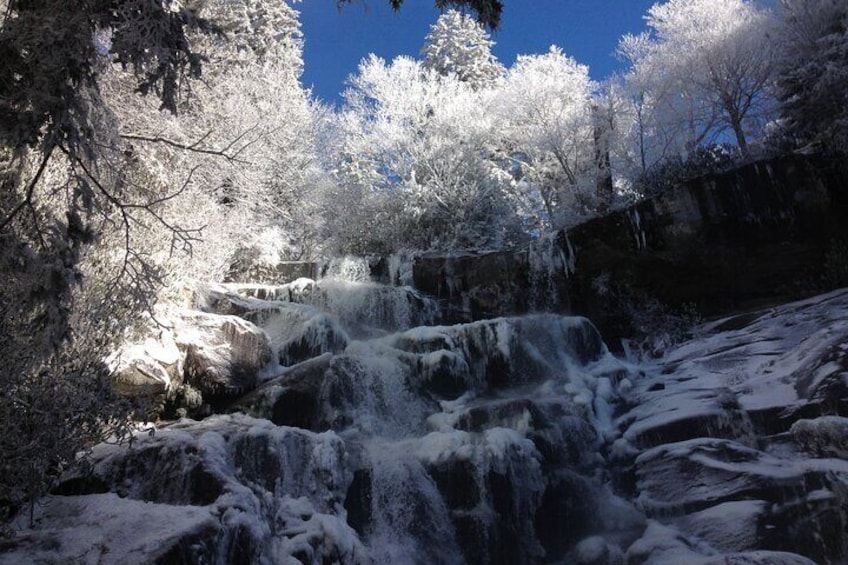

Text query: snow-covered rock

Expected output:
[618,289,848,565]
[9,311,633,565]
[208,277,439,338]
[173,310,271,402]
[15,281,848,564]
[790,416,848,459]
[625,521,818,565]
[107,307,272,415]
[108,332,183,397]
[37,414,368,565]
[234,353,333,430]
[0,494,224,565]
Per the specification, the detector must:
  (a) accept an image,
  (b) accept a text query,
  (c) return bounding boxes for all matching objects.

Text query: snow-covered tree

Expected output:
[0,0,222,525]
[422,9,505,89]
[492,47,597,228]
[102,0,326,277]
[329,54,519,252]
[776,0,848,153]
[619,0,777,156]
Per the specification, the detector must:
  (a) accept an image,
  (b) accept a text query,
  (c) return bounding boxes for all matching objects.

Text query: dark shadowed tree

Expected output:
[777,0,848,153]
[337,0,504,29]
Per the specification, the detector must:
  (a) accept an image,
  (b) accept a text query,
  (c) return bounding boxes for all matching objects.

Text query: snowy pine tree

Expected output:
[422,9,504,89]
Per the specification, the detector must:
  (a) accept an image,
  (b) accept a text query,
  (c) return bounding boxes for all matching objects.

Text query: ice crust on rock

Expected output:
[173,310,272,398]
[624,521,818,565]
[790,415,848,459]
[0,494,220,565]
[106,307,274,415]
[54,309,629,564]
[41,414,368,564]
[212,276,439,338]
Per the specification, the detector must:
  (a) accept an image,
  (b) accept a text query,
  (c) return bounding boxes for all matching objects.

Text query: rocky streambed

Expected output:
[1,266,846,564]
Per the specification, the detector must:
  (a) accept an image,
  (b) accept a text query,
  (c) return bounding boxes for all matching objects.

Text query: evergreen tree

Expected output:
[422,9,505,89]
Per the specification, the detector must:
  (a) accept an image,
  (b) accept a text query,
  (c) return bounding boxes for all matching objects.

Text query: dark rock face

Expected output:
[412,250,541,323]
[413,156,848,345]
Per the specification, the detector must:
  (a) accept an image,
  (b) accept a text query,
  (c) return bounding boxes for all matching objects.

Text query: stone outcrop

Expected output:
[615,289,848,565]
[109,308,272,416]
[411,155,848,344]
[208,278,440,337]
[42,414,367,565]
[174,311,271,399]
[109,332,182,397]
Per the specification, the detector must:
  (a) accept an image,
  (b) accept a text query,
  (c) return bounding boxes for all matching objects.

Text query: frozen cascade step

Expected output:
[4,312,640,564]
[204,278,440,339]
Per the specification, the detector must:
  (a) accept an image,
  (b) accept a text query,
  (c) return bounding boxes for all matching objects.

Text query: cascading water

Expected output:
[97,266,639,564]
[356,439,465,565]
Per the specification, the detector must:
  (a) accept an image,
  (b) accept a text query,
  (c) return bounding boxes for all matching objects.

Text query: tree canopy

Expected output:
[619,0,776,156]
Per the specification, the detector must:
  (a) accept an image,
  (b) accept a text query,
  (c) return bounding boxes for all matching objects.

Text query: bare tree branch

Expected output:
[0,144,55,232]
[120,132,254,164]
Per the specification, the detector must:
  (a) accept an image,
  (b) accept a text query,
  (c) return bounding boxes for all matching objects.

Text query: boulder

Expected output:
[109,333,183,398]
[172,310,271,402]
[233,353,333,429]
[254,303,349,367]
[38,414,368,565]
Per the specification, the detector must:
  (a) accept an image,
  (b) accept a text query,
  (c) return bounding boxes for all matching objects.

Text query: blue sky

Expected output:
[298,0,657,104]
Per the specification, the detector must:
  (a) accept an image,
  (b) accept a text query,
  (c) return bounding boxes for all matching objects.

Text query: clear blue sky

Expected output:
[298,0,657,104]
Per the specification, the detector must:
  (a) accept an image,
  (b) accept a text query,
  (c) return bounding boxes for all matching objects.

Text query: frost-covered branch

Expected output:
[119,131,255,164]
